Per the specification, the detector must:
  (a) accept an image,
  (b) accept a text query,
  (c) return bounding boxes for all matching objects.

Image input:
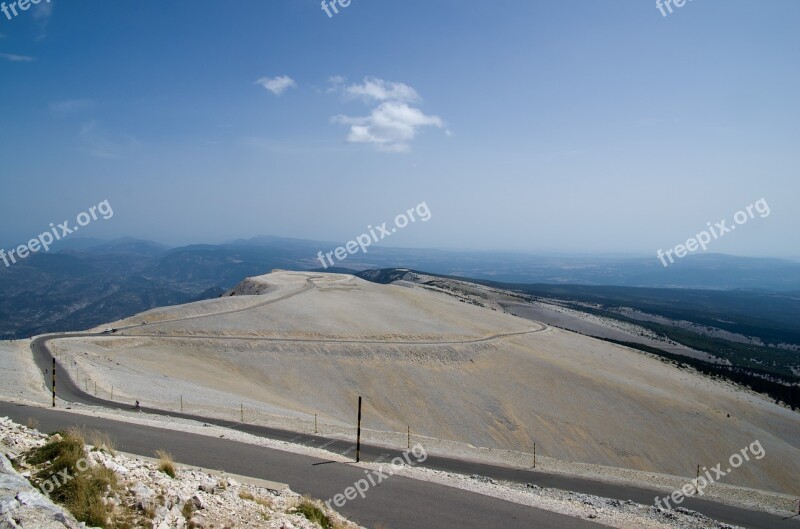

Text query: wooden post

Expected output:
[407,425,410,449]
[111,386,114,400]
[85,377,88,391]
[356,396,362,463]
[94,381,97,395]
[534,443,536,469]
[180,395,183,413]
[51,358,56,407]
[314,414,318,434]
[241,403,244,422]
[695,464,701,494]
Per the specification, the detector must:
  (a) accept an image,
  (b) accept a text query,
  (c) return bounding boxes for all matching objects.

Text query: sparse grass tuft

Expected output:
[27,429,84,469]
[239,489,272,508]
[26,428,118,527]
[296,499,332,529]
[65,426,87,446]
[155,450,176,478]
[87,430,116,455]
[141,503,156,520]
[182,500,195,520]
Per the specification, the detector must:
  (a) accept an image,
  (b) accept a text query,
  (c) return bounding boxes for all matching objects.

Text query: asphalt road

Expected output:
[26,333,800,529]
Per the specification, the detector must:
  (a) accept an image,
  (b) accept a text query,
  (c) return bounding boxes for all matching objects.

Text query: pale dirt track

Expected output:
[117,326,547,345]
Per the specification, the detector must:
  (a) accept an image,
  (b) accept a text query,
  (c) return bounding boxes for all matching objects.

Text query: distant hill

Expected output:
[2,235,800,338]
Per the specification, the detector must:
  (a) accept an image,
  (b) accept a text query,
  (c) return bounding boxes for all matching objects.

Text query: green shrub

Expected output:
[296,500,332,529]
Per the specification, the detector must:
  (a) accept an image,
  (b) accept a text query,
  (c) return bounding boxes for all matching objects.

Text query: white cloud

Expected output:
[32,1,54,20]
[0,53,35,62]
[327,75,346,93]
[255,75,297,96]
[49,99,94,117]
[331,77,446,153]
[31,0,54,40]
[340,76,419,103]
[78,121,139,159]
[333,101,444,153]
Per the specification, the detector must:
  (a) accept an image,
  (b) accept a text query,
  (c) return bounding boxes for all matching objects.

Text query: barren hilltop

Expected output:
[46,271,799,497]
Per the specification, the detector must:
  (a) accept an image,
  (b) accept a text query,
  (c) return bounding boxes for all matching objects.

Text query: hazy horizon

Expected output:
[6,233,800,264]
[2,1,798,260]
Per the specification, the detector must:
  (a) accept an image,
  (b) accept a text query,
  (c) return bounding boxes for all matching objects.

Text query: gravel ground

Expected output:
[0,340,52,406]
[49,324,800,503]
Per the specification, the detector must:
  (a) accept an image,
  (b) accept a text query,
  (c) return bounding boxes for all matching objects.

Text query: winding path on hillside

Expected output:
[116,325,548,345]
[106,276,318,330]
[85,273,548,346]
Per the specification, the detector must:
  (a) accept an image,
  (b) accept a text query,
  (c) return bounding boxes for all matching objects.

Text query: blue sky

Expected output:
[1,0,798,258]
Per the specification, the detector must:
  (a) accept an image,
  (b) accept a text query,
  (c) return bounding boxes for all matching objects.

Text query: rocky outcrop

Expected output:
[1,416,363,529]
[0,452,83,529]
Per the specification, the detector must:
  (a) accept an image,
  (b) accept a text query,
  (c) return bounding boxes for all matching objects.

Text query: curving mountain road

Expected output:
[24,334,799,529]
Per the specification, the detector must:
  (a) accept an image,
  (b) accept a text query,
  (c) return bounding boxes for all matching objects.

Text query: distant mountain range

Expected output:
[1,235,799,339]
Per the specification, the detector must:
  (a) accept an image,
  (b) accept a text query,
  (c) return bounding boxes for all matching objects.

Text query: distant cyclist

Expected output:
[134,400,140,410]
